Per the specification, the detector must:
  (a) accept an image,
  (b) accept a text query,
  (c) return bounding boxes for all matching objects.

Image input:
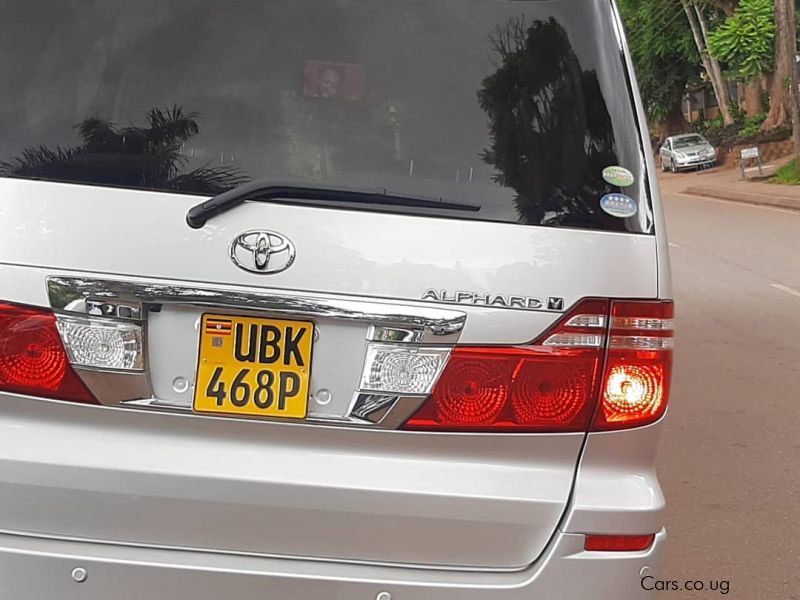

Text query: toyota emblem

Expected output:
[230,230,296,274]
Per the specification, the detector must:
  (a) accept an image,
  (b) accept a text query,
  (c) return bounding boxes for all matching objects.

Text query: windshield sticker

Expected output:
[600,193,638,218]
[602,166,635,187]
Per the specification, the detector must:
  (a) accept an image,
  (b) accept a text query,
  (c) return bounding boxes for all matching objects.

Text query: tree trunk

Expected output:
[694,5,736,125]
[681,0,734,126]
[654,100,691,143]
[762,0,793,130]
[743,79,764,116]
[785,0,800,158]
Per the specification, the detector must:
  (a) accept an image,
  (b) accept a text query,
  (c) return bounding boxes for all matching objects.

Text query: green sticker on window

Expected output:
[602,166,634,187]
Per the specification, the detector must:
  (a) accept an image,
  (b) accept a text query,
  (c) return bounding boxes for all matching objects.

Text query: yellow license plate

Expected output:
[193,314,314,418]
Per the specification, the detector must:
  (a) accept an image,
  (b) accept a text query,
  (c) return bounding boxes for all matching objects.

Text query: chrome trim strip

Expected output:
[75,369,153,406]
[48,275,464,428]
[120,396,422,430]
[47,276,466,341]
[122,398,193,411]
[368,325,425,343]
[350,394,399,422]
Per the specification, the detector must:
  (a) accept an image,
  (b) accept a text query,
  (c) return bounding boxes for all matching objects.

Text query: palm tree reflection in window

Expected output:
[0,106,248,194]
[478,17,620,228]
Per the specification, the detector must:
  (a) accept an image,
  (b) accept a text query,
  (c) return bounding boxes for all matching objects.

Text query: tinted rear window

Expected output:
[0,0,653,233]
[673,135,707,148]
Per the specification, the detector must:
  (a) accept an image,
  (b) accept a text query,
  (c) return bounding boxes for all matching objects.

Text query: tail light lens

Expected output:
[403,300,608,432]
[403,299,673,433]
[359,344,450,395]
[592,301,673,431]
[0,303,97,403]
[56,314,144,371]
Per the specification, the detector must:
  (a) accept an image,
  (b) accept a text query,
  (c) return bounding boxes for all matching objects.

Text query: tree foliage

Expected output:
[477,17,621,228]
[619,0,699,122]
[0,106,248,194]
[707,0,775,80]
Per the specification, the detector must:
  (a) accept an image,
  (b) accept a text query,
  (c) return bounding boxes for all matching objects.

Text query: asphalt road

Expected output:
[656,174,800,599]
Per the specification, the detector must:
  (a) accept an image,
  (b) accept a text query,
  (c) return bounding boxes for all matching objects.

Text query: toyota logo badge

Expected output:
[230,230,296,274]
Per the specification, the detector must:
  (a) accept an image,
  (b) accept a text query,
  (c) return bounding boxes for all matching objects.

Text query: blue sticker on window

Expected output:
[599,193,638,218]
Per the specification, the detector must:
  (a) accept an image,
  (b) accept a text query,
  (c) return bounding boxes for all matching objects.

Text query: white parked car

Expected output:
[659,134,717,172]
[0,1,673,598]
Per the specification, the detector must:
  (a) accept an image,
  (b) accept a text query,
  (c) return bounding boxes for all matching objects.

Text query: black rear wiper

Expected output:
[186,180,481,228]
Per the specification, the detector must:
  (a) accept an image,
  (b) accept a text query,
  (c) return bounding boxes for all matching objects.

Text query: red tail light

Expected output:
[403,299,608,432]
[0,303,97,403]
[591,300,673,431]
[403,299,673,433]
[584,533,655,552]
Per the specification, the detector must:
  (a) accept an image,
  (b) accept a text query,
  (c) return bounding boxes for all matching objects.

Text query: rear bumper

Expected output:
[0,392,586,569]
[676,159,715,170]
[0,392,666,594]
[0,528,665,599]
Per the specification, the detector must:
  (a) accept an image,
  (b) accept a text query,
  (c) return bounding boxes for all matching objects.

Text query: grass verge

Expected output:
[771,159,800,185]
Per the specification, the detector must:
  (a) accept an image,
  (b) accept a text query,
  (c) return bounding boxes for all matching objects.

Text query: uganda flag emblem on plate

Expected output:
[205,318,233,336]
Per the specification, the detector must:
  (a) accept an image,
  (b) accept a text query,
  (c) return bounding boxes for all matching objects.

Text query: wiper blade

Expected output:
[185,180,481,228]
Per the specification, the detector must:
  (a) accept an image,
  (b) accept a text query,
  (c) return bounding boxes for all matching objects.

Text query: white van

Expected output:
[0,0,673,597]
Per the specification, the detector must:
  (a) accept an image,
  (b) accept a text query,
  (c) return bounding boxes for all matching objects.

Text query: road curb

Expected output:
[683,186,800,211]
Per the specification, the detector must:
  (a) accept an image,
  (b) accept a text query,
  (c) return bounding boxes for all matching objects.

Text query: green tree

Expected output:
[0,106,247,194]
[681,0,736,126]
[620,0,700,138]
[707,0,775,80]
[478,17,620,227]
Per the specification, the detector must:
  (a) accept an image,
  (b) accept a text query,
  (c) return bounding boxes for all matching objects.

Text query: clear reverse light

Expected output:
[360,344,449,395]
[56,315,144,371]
[543,333,604,347]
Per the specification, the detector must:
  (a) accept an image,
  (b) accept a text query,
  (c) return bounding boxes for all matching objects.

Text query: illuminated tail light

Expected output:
[403,299,673,433]
[591,301,673,431]
[403,300,608,432]
[0,303,97,403]
[584,533,655,552]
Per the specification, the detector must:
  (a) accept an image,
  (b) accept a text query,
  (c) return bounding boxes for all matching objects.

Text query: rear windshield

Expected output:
[673,135,707,148]
[0,0,653,234]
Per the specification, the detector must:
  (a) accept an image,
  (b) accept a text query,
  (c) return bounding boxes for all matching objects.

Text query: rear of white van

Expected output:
[0,1,672,597]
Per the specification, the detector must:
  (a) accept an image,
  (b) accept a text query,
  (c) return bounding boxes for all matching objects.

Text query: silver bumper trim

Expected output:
[46,275,464,428]
[47,276,466,340]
